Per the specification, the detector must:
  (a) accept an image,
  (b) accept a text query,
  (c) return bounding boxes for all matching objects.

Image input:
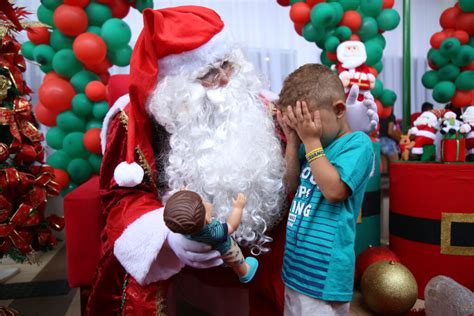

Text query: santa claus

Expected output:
[409,110,440,160]
[87,6,379,315]
[460,106,474,161]
[334,40,376,101]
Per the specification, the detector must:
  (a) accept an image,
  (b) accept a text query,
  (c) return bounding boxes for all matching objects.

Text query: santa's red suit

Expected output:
[336,63,373,101]
[86,7,286,316]
[409,125,437,155]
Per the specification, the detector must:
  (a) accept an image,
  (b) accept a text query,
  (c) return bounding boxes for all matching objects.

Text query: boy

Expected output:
[276,64,374,315]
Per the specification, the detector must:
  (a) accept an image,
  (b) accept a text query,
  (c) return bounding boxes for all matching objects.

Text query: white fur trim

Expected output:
[101,94,130,154]
[412,147,423,154]
[467,131,474,139]
[468,148,474,155]
[409,127,419,135]
[114,208,183,285]
[158,27,234,77]
[417,130,436,140]
[114,161,144,187]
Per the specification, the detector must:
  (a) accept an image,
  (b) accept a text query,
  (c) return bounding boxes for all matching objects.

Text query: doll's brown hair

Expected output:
[278,63,345,110]
[163,191,206,235]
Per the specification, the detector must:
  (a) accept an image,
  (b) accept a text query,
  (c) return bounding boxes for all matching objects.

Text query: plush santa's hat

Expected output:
[417,109,446,128]
[113,6,233,187]
[443,111,456,120]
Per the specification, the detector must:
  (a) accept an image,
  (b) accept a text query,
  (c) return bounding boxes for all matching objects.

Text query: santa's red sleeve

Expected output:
[99,95,184,285]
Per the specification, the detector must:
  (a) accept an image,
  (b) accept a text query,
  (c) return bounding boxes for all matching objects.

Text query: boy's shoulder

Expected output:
[335,131,373,150]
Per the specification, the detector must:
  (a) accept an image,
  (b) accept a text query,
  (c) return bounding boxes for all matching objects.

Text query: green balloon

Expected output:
[430,49,450,68]
[380,89,397,106]
[303,23,324,43]
[88,154,103,174]
[40,64,54,73]
[63,132,88,158]
[290,0,305,3]
[57,111,86,132]
[325,36,340,52]
[53,49,83,78]
[86,26,102,36]
[452,45,474,67]
[72,93,94,117]
[371,78,384,98]
[46,150,71,170]
[21,41,36,60]
[61,182,78,197]
[40,0,62,10]
[440,38,461,58]
[311,3,338,27]
[376,9,400,31]
[432,81,456,103]
[365,41,383,66]
[421,70,440,89]
[50,29,74,51]
[86,120,103,130]
[33,44,55,66]
[372,34,386,49]
[85,3,112,27]
[101,19,132,50]
[469,37,474,47]
[455,71,474,91]
[360,0,383,17]
[459,0,474,12]
[335,26,352,41]
[438,64,460,82]
[320,50,334,67]
[374,61,383,73]
[357,16,378,41]
[92,101,109,120]
[108,46,132,67]
[135,0,154,12]
[329,2,344,25]
[67,158,92,184]
[338,0,360,10]
[70,70,100,93]
[37,5,55,27]
[364,36,384,52]
[46,127,67,150]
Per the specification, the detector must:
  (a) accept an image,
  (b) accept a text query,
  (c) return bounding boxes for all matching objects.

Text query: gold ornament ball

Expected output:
[361,260,418,315]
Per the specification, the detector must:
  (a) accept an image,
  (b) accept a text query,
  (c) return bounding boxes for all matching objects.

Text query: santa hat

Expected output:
[418,109,446,128]
[114,6,233,187]
[443,111,456,119]
[461,105,474,124]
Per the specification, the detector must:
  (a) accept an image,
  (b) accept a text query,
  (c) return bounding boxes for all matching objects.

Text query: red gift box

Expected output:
[441,138,466,162]
[349,77,371,90]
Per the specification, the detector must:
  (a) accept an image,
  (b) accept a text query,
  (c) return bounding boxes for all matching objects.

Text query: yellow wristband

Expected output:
[307,152,325,164]
[305,147,325,163]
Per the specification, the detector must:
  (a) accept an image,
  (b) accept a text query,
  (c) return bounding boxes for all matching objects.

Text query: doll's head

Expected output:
[163,191,206,234]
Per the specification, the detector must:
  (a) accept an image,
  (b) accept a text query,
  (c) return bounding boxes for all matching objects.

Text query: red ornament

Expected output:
[456,13,474,36]
[340,10,362,33]
[453,30,469,45]
[294,23,304,36]
[451,90,472,108]
[355,246,400,282]
[35,103,59,127]
[53,5,88,36]
[26,27,50,45]
[38,79,75,112]
[83,128,102,154]
[73,33,107,66]
[53,169,70,189]
[382,0,394,9]
[85,81,107,102]
[429,31,448,49]
[439,6,461,30]
[63,0,90,8]
[110,0,131,18]
[277,0,290,7]
[290,2,311,24]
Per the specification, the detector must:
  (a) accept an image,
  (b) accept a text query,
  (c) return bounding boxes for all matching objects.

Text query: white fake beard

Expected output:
[340,52,366,69]
[147,50,286,255]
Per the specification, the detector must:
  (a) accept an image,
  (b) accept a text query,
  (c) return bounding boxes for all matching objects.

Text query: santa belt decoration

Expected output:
[349,77,370,90]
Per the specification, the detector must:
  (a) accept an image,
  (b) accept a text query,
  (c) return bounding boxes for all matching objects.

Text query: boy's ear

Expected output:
[333,100,346,118]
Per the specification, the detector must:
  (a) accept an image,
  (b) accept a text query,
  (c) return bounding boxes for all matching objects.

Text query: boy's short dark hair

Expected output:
[421,102,433,112]
[278,64,346,110]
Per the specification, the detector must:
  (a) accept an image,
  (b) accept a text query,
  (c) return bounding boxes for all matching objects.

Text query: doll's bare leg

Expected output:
[221,239,248,277]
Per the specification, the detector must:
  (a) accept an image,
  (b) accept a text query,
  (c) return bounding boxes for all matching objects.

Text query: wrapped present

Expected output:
[441,138,466,163]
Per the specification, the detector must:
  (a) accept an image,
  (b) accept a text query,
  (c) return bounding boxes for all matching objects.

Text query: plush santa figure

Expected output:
[409,110,441,158]
[333,40,376,101]
[460,106,474,161]
[440,111,462,137]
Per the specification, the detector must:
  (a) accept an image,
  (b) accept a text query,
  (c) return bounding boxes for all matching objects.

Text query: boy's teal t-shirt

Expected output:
[282,131,374,302]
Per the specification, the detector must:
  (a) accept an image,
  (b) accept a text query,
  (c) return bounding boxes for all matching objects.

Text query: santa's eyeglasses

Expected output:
[197,61,237,87]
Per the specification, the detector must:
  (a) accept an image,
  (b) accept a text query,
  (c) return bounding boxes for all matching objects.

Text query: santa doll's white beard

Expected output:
[147,52,286,254]
[340,53,366,69]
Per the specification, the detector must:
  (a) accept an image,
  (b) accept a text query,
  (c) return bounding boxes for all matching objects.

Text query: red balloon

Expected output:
[453,30,469,45]
[429,31,448,49]
[381,106,393,119]
[53,168,70,189]
[356,246,400,281]
[27,27,50,45]
[99,72,111,85]
[39,78,75,112]
[63,0,90,8]
[339,10,362,33]
[85,81,107,102]
[84,58,112,75]
[382,0,394,9]
[290,2,311,24]
[73,33,107,66]
[443,28,455,37]
[53,5,88,36]
[35,103,59,127]
[110,0,131,18]
[456,13,474,36]
[451,90,472,108]
[277,0,290,7]
[84,128,102,154]
[294,23,304,36]
[44,72,65,82]
[461,61,474,71]
[326,51,337,62]
[375,99,383,118]
[307,0,325,7]
[440,6,461,29]
[350,34,360,41]
[367,66,378,77]
[428,59,438,70]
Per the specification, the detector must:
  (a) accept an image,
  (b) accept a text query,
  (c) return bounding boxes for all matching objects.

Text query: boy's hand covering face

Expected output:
[286,101,323,142]
[276,109,301,145]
